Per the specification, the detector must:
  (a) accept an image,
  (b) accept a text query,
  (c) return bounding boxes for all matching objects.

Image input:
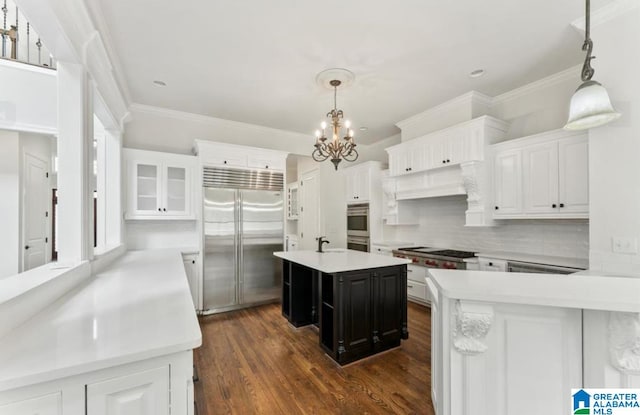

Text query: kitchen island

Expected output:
[274,249,411,365]
[426,269,640,415]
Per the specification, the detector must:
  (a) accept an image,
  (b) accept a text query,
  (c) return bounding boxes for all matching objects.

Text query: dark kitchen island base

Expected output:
[280,259,408,365]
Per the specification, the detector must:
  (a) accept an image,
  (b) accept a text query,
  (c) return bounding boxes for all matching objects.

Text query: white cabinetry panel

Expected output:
[86,366,170,415]
[493,150,522,215]
[558,136,589,214]
[523,142,558,214]
[0,392,61,415]
[182,253,199,309]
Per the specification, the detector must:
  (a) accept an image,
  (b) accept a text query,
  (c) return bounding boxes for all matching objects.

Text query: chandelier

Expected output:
[564,0,620,130]
[312,71,358,170]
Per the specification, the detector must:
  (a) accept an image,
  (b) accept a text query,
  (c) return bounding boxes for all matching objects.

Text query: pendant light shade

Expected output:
[564,0,620,130]
[564,80,621,130]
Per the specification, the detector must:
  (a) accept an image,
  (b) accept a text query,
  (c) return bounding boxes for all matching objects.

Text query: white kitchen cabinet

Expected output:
[430,132,464,168]
[344,163,375,203]
[493,149,522,216]
[407,264,429,305]
[195,140,287,172]
[124,149,196,220]
[86,366,170,415]
[0,392,61,415]
[387,142,428,176]
[287,182,299,220]
[182,253,199,309]
[493,129,588,219]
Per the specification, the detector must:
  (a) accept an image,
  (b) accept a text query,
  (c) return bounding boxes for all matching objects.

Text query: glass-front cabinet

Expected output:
[125,149,196,220]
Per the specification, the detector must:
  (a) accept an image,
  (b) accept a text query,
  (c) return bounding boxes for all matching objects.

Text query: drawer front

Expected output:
[407,264,426,283]
[478,257,508,272]
[407,280,427,303]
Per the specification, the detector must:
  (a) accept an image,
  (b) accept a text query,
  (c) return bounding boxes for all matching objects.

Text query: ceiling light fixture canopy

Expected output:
[312,69,358,170]
[564,0,620,130]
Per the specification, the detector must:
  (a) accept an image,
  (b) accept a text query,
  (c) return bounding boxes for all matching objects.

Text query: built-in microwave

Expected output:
[347,203,369,237]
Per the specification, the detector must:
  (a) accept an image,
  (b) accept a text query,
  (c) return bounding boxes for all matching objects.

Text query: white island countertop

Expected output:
[0,249,202,391]
[274,249,411,273]
[428,269,640,312]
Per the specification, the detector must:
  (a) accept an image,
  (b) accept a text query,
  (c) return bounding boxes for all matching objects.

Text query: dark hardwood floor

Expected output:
[194,302,435,415]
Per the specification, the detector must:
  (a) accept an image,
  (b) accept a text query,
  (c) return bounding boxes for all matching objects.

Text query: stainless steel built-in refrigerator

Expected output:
[202,167,284,314]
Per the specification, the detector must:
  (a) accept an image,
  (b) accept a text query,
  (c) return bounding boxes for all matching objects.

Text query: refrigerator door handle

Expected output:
[237,191,244,305]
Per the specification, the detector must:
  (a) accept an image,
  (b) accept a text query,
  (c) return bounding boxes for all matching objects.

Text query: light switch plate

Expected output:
[612,237,638,254]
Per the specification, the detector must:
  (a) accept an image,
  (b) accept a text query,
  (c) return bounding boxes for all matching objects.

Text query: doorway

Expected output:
[22,153,49,271]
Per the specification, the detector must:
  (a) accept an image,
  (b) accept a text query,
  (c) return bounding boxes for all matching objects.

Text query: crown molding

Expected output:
[491,65,580,105]
[129,103,310,141]
[396,91,493,130]
[0,120,57,136]
[571,0,640,33]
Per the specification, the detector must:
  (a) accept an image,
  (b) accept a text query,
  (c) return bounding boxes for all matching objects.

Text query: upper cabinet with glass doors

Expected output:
[124,148,197,220]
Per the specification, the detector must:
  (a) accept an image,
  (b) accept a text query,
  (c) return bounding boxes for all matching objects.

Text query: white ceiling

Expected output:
[88,0,613,144]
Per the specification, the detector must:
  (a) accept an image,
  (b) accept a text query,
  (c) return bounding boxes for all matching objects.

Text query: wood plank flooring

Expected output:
[194,302,435,415]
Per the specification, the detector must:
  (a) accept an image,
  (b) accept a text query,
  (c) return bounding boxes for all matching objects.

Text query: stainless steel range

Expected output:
[392,247,475,269]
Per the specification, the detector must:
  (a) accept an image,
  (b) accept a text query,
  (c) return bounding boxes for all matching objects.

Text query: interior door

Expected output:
[22,153,48,271]
[203,188,238,311]
[240,189,283,304]
[299,169,320,250]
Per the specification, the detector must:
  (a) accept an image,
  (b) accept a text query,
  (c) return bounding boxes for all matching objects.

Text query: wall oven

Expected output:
[347,203,369,238]
[347,236,370,253]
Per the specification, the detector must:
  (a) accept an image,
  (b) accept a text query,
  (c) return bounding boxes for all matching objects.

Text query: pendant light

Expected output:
[564,0,620,130]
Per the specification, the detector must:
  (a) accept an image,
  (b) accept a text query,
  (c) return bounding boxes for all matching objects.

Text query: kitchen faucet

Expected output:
[316,236,330,253]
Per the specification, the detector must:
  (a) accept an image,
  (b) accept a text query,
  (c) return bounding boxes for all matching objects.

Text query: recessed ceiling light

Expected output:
[153,80,167,86]
[469,69,485,78]
[359,127,368,132]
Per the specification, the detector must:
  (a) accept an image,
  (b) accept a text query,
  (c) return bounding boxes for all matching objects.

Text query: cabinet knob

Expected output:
[446,159,450,163]
[223,160,227,164]
[494,206,499,210]
[24,245,29,250]
[407,284,414,288]
[489,262,493,266]
[158,208,162,212]
[552,204,557,208]
[265,165,269,169]
[559,203,565,208]
[163,208,167,212]
[192,260,196,264]
[442,160,446,164]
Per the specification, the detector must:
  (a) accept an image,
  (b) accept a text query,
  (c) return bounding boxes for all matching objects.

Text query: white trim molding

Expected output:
[453,300,494,355]
[491,65,581,105]
[571,0,640,34]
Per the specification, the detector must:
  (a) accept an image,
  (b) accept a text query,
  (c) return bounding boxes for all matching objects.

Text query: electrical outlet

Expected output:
[612,237,638,254]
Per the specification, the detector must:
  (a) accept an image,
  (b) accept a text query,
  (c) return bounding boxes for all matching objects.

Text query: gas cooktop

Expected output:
[395,247,476,259]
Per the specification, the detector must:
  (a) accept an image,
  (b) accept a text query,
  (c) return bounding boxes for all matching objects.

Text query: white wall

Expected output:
[587,6,640,275]
[0,60,57,134]
[125,221,199,250]
[125,104,313,156]
[0,131,21,278]
[384,196,589,259]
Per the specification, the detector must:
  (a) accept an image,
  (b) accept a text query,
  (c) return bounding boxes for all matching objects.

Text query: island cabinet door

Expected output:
[372,267,404,349]
[339,271,374,363]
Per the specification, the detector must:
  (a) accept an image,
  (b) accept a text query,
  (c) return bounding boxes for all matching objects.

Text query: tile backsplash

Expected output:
[384,195,589,259]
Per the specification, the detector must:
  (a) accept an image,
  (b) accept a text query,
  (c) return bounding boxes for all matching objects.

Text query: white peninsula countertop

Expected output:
[428,269,640,312]
[274,249,411,273]
[0,249,202,391]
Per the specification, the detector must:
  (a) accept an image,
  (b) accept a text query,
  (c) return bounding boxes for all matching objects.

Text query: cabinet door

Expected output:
[341,271,373,360]
[523,142,558,214]
[86,366,169,415]
[558,135,589,215]
[247,153,285,171]
[130,161,162,217]
[388,149,409,176]
[374,268,403,346]
[206,149,247,168]
[493,150,522,215]
[355,171,370,202]
[0,392,61,415]
[345,174,357,203]
[163,164,192,217]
